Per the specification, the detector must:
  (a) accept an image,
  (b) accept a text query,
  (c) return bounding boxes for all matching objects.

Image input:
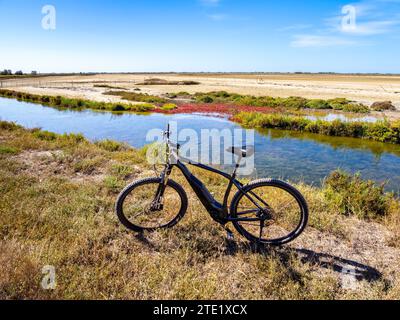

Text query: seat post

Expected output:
[232,154,243,177]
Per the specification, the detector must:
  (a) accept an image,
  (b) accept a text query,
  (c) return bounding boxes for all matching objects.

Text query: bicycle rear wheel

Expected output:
[116,177,188,232]
[230,179,308,245]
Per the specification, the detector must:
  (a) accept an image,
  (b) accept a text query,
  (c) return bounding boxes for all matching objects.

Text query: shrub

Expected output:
[41,96,51,103]
[371,101,396,111]
[111,104,126,111]
[306,99,331,110]
[285,96,308,109]
[95,139,128,152]
[196,95,214,104]
[345,122,365,137]
[59,133,86,144]
[73,158,102,174]
[33,130,58,141]
[365,121,397,143]
[342,103,369,113]
[234,95,260,106]
[127,103,156,112]
[258,96,279,108]
[0,121,21,131]
[103,176,124,193]
[110,164,133,178]
[211,91,230,98]
[52,96,62,106]
[323,171,391,219]
[76,99,85,108]
[326,98,370,113]
[327,98,352,110]
[177,91,190,96]
[161,103,177,111]
[0,145,20,155]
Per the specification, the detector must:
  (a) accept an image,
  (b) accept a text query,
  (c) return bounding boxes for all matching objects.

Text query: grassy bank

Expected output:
[0,89,157,113]
[233,112,400,144]
[1,121,400,299]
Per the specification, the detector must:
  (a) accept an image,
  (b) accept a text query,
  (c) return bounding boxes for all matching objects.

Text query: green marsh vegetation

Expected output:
[0,121,400,299]
[263,128,400,158]
[105,90,167,104]
[234,112,400,144]
[172,91,372,113]
[0,89,156,113]
[160,103,178,111]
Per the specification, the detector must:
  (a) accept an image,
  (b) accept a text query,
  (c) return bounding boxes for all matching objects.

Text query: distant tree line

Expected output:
[1,69,38,76]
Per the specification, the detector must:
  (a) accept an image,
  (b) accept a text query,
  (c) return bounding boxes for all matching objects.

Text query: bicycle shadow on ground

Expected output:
[132,230,383,284]
[225,240,383,283]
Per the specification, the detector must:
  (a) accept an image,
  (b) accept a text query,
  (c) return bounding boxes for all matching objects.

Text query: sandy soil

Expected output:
[2,73,400,109]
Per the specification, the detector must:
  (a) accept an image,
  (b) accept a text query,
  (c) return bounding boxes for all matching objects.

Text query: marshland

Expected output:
[0,73,400,299]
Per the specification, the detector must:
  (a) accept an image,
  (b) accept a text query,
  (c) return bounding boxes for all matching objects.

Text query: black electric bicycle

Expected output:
[116,125,308,245]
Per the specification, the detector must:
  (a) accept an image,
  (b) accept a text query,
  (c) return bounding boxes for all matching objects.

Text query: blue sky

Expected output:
[0,0,399,73]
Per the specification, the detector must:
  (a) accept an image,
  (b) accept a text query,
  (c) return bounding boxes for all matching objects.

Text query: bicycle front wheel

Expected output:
[230,179,308,245]
[116,177,188,232]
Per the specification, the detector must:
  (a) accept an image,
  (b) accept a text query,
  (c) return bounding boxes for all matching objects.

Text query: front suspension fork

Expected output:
[151,165,172,210]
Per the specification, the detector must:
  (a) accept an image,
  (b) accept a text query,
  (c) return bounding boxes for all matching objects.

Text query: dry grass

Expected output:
[1,122,399,300]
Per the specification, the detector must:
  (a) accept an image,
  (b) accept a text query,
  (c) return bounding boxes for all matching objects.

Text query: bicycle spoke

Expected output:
[236,208,259,215]
[126,203,150,219]
[273,198,297,215]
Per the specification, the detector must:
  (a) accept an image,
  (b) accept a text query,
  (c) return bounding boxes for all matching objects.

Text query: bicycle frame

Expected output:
[158,157,269,225]
[152,125,270,225]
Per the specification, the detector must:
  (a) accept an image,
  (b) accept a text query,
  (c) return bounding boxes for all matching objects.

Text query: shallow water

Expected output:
[1,97,399,193]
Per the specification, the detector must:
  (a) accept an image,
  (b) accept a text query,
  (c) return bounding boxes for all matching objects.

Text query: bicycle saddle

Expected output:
[227,146,255,158]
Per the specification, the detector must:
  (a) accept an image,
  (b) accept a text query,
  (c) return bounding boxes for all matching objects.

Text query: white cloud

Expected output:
[341,19,399,35]
[291,0,400,48]
[291,35,357,47]
[325,1,400,35]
